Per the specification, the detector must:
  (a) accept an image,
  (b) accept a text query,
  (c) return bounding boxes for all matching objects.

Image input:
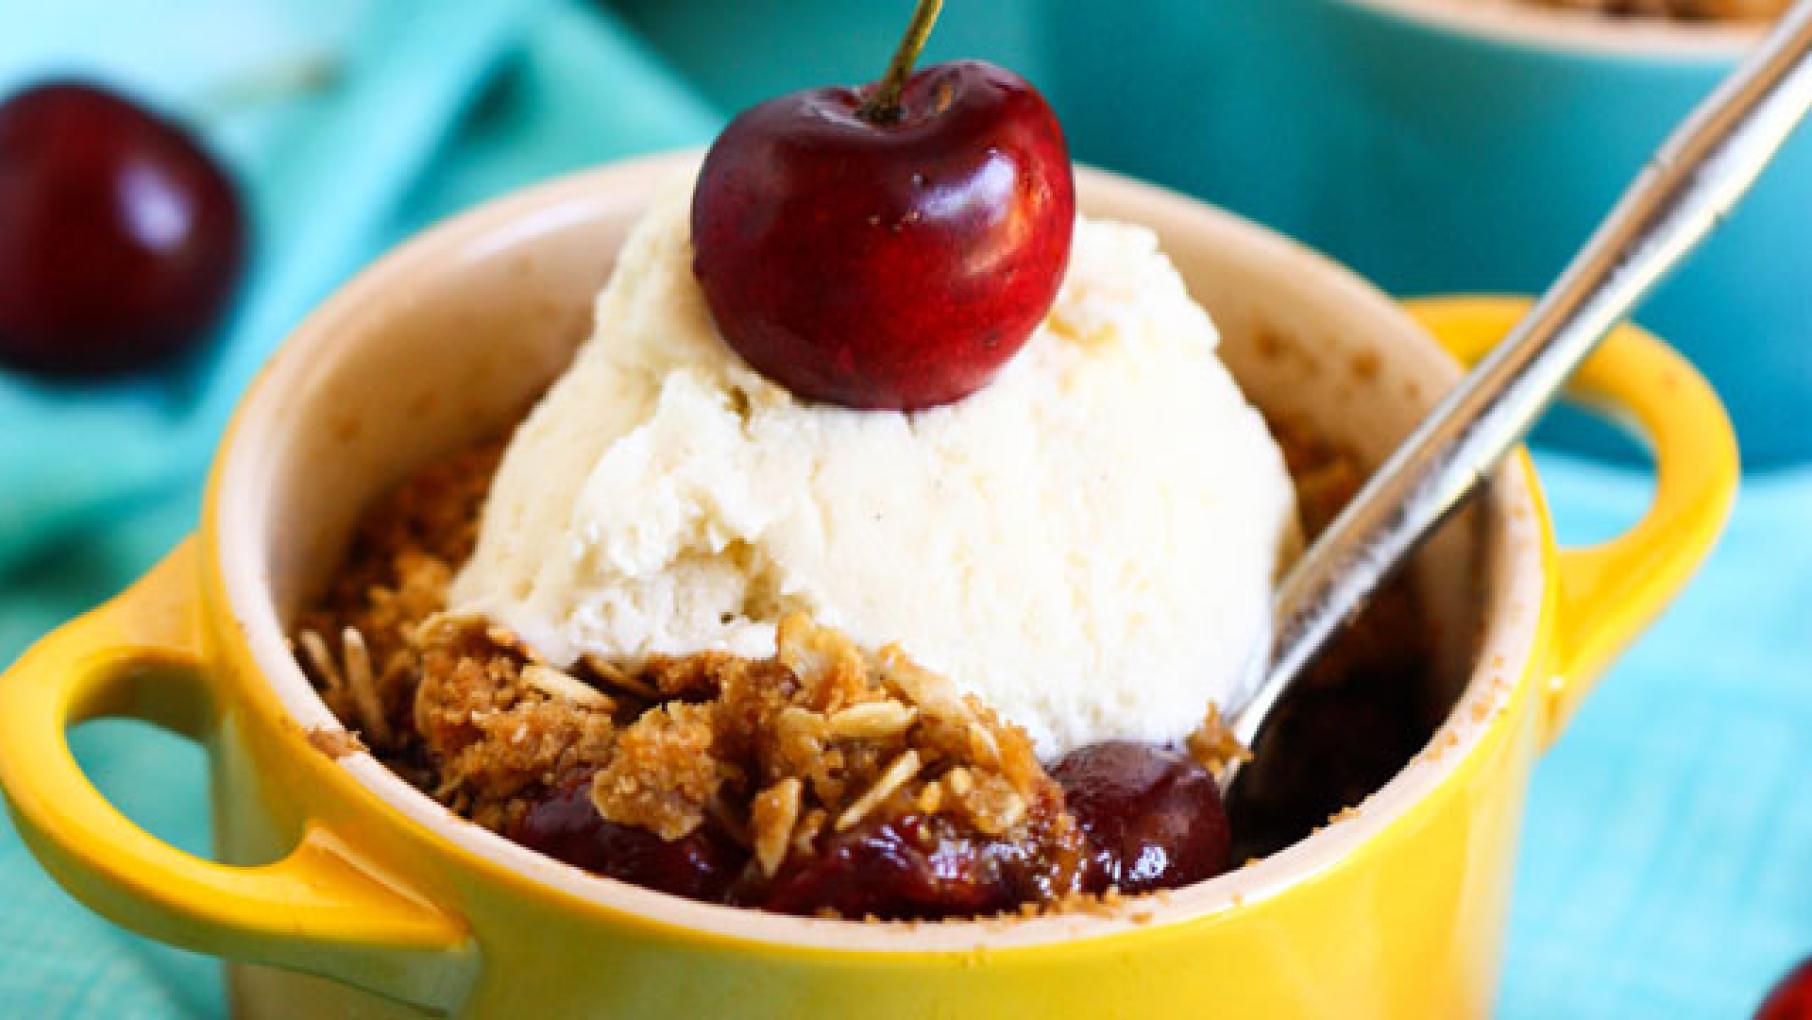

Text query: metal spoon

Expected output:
[1220,0,1812,795]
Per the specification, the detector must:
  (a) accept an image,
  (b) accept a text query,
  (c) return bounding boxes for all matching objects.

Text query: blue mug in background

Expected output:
[613,0,1043,111]
[621,0,1805,464]
[1042,0,1810,465]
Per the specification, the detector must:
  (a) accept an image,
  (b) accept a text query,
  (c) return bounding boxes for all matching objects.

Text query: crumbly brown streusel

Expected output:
[296,414,1437,912]
[295,441,1091,905]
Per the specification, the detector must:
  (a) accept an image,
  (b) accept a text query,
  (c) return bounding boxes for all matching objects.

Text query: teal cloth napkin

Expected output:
[1,3,1808,1017]
[0,0,531,571]
[0,1,716,1014]
[1500,454,1812,1018]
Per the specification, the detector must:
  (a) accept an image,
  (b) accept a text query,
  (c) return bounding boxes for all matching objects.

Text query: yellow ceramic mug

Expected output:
[0,154,1737,1018]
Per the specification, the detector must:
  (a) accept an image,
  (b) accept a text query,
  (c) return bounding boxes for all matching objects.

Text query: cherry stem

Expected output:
[858,0,944,124]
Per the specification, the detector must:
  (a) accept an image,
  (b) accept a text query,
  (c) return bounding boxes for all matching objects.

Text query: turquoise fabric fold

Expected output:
[0,3,1807,1017]
[0,0,541,571]
[0,1,717,1013]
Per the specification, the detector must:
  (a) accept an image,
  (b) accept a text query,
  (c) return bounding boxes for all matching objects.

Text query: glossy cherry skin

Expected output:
[691,59,1073,410]
[0,81,246,378]
[1052,741,1233,894]
[744,812,1058,920]
[1758,957,1812,1020]
[508,772,748,903]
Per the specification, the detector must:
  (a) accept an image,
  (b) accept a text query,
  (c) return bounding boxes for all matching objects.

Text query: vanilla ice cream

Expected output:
[449,179,1297,756]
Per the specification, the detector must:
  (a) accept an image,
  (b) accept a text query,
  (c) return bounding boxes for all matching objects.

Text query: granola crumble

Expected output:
[295,410,1439,917]
[295,439,1088,914]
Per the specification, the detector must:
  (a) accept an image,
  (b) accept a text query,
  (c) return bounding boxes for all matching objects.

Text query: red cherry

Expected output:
[745,812,1039,920]
[1052,741,1233,894]
[1758,956,1812,1020]
[691,0,1073,410]
[0,81,246,379]
[508,771,748,903]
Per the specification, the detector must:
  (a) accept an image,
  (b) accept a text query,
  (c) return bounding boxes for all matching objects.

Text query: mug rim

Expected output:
[1340,0,1760,61]
[209,151,1551,953]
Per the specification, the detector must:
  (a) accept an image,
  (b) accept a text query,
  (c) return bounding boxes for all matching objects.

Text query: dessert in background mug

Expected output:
[1044,0,1810,464]
[0,147,1735,1016]
[1512,0,1785,18]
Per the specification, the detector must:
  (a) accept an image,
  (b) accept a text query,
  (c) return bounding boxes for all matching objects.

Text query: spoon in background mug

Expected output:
[1221,0,1812,794]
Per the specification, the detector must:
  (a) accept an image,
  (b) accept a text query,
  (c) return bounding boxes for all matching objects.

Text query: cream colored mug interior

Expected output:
[216,153,1546,949]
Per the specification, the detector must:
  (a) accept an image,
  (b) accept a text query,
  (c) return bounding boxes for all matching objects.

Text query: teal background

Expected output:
[1040,0,1812,466]
[1,1,1809,1016]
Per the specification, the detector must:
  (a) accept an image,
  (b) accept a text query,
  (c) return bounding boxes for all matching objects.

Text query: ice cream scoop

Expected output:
[449,180,1297,757]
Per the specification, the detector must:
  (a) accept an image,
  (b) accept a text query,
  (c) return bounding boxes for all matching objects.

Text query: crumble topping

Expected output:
[304,726,366,760]
[296,441,1086,906]
[295,411,1434,916]
[1185,704,1252,779]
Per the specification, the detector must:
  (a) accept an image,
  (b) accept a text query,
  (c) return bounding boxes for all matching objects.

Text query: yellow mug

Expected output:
[0,154,1737,1018]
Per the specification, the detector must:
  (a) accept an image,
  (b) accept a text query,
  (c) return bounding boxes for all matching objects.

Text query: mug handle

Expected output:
[1405,295,1739,745]
[0,540,475,1010]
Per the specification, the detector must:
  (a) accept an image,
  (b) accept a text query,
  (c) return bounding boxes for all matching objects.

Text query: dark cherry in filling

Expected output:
[1053,741,1232,894]
[508,772,748,903]
[741,812,1073,920]
[511,743,1241,916]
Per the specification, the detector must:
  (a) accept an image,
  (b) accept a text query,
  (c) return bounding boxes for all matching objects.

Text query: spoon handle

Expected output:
[1229,1,1812,759]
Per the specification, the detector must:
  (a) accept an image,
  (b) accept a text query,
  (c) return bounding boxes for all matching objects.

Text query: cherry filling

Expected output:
[741,811,1079,920]
[508,772,748,903]
[1053,741,1232,894]
[509,741,1234,918]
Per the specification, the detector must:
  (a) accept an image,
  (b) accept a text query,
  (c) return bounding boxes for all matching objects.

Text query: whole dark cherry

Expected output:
[746,812,1066,920]
[1758,956,1812,1020]
[690,0,1073,410]
[0,81,246,378]
[508,772,747,903]
[1052,741,1232,894]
